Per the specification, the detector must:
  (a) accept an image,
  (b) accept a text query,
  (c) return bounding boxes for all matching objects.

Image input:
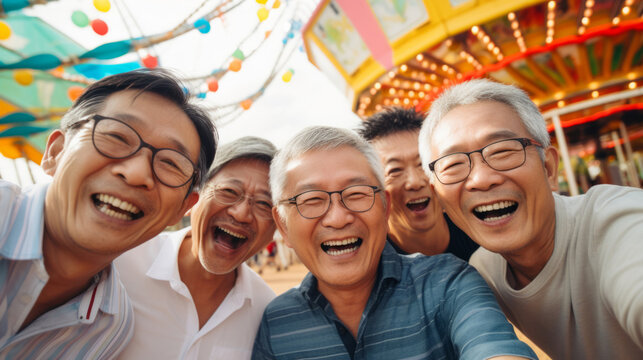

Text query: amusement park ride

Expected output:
[302,0,642,194]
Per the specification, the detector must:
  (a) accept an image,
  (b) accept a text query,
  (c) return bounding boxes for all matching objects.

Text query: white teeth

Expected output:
[97,194,141,214]
[98,204,132,221]
[326,247,358,256]
[408,197,428,205]
[220,227,246,239]
[483,213,512,222]
[323,238,358,247]
[474,201,515,213]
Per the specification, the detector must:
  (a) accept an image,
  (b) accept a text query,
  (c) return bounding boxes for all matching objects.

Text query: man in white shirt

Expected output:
[116,136,278,359]
[418,79,643,359]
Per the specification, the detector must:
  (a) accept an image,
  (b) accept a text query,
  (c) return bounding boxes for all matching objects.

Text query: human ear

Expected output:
[543,146,560,191]
[170,192,199,225]
[272,206,292,248]
[41,130,66,176]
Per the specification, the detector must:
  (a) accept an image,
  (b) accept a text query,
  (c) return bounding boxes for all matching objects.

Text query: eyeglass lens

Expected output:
[212,185,274,219]
[294,185,377,219]
[433,139,528,184]
[92,117,195,187]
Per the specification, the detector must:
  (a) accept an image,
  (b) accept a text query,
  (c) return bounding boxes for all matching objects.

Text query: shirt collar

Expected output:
[145,227,255,304]
[226,263,257,305]
[146,227,191,282]
[97,263,123,315]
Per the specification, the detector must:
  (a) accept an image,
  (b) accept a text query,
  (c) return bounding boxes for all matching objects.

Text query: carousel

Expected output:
[302,0,643,195]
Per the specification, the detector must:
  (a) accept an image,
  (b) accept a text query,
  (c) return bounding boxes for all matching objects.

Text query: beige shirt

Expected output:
[471,185,643,359]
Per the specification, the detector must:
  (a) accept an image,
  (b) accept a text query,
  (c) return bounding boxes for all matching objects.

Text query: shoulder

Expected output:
[555,184,643,213]
[403,252,469,278]
[114,230,182,278]
[0,180,21,241]
[399,253,487,297]
[0,181,49,256]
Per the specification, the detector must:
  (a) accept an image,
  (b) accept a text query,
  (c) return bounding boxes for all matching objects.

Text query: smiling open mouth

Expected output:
[406,197,429,211]
[473,201,518,222]
[92,194,143,221]
[321,237,362,256]
[214,226,247,250]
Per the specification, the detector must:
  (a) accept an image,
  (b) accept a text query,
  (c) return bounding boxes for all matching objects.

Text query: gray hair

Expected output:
[418,79,549,174]
[204,136,277,192]
[270,126,385,217]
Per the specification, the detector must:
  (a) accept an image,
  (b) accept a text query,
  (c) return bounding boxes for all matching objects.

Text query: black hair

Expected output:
[357,107,426,141]
[61,68,217,191]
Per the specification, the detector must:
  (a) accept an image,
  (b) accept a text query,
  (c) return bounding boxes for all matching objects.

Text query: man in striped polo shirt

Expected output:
[252,126,536,360]
[0,69,216,359]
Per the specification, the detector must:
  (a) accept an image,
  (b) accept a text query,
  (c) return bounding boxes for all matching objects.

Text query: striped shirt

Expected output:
[0,180,134,359]
[252,243,537,360]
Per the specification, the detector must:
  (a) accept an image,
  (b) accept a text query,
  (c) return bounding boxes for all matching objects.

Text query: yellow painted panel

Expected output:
[0,99,19,117]
[304,0,547,97]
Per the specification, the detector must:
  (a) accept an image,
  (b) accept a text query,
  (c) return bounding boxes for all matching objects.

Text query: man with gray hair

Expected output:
[116,136,278,359]
[252,126,536,360]
[418,79,643,359]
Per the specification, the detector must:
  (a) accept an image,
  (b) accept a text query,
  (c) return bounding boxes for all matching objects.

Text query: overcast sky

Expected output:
[1,0,361,184]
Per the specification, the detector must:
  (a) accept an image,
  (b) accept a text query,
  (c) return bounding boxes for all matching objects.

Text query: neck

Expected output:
[389,217,449,256]
[21,225,113,331]
[318,275,376,339]
[178,232,237,328]
[503,217,556,289]
[42,225,113,292]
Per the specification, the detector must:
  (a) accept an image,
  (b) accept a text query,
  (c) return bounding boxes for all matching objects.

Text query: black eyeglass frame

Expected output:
[427,137,543,185]
[81,114,198,188]
[281,184,382,219]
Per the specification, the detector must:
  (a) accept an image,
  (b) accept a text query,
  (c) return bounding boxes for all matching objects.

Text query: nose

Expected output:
[405,166,428,191]
[320,193,354,229]
[111,148,155,190]
[227,196,254,223]
[464,152,504,191]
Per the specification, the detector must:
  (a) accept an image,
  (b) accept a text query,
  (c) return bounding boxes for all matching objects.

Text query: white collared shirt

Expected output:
[114,227,276,360]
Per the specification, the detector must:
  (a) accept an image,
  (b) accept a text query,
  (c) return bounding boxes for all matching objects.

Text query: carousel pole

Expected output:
[619,121,641,187]
[551,113,579,196]
[11,158,22,186]
[19,143,36,184]
[610,130,630,186]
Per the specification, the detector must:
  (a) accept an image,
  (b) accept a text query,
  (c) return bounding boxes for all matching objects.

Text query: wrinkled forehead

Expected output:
[284,147,379,191]
[431,101,528,156]
[206,158,271,191]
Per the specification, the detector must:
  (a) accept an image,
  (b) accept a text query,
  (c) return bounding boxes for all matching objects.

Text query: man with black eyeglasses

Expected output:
[252,126,536,360]
[418,79,643,359]
[0,69,217,359]
[115,136,278,359]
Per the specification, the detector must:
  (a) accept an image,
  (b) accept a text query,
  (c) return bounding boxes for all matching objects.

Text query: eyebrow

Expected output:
[221,179,272,198]
[440,130,521,156]
[112,113,192,156]
[384,154,421,165]
[293,176,373,193]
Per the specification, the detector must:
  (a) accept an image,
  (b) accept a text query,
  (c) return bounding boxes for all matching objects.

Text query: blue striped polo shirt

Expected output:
[0,180,134,359]
[252,242,537,360]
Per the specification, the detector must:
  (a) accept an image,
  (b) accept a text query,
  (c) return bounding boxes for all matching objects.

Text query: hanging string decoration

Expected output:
[90,19,109,35]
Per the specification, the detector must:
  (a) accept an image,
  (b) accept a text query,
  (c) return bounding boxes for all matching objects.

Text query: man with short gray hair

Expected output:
[253,126,536,360]
[419,79,643,359]
[116,136,278,359]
